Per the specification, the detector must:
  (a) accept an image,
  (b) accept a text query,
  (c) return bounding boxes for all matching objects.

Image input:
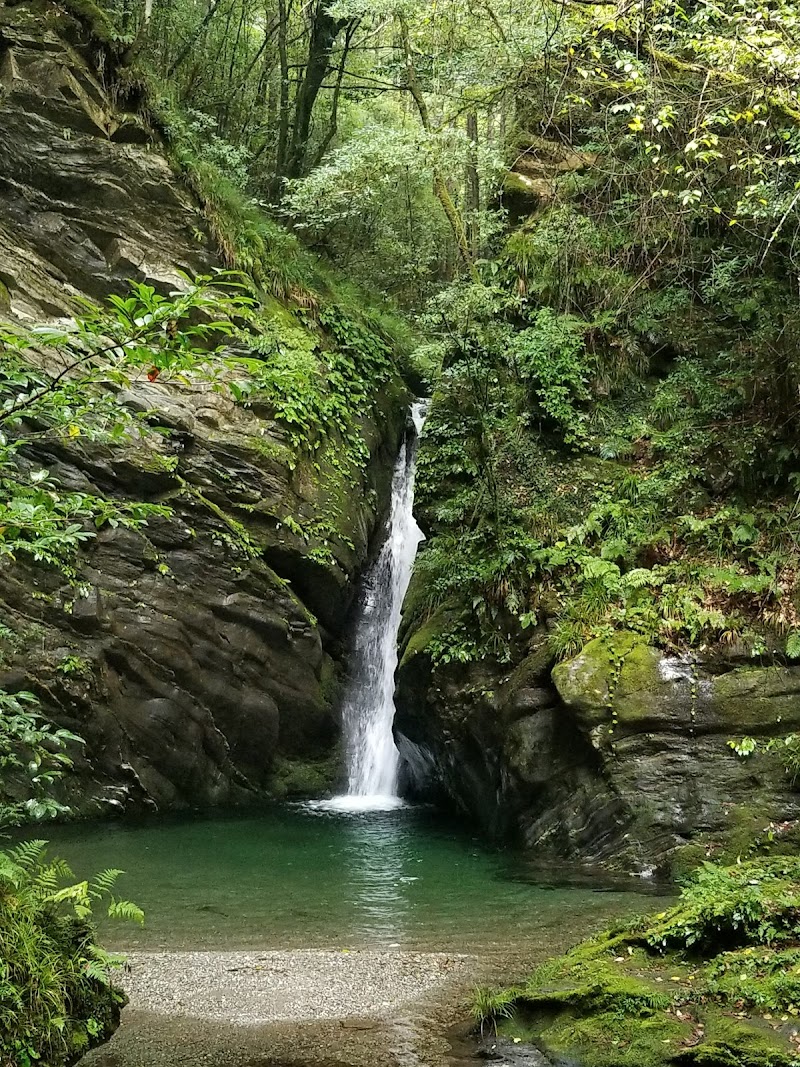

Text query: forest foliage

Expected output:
[32,0,800,725]
[74,0,800,673]
[30,0,800,751]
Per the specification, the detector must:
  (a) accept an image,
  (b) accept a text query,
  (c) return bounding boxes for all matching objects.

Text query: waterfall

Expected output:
[324,401,428,812]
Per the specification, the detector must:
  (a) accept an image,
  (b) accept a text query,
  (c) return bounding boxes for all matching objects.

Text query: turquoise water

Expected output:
[37,804,670,955]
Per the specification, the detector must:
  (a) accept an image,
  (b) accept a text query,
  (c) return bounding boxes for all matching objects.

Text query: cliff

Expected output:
[0,0,409,814]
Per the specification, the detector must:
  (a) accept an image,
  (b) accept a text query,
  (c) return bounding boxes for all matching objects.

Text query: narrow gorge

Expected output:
[3,0,800,1065]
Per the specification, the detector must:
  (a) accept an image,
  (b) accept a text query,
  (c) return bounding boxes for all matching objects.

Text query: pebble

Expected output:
[113,948,472,1026]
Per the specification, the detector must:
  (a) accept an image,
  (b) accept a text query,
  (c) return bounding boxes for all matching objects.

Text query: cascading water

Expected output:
[324,401,428,812]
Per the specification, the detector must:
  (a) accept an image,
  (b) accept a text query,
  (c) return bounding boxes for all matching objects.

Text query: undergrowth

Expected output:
[408,207,800,670]
[474,857,800,1067]
[0,841,143,1067]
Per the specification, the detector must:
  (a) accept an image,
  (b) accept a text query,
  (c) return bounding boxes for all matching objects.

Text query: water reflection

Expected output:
[325,810,412,946]
[35,804,674,955]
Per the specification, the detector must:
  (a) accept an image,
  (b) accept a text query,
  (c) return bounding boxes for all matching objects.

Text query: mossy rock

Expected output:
[269,753,340,798]
[675,1011,797,1066]
[399,605,460,667]
[484,857,800,1067]
[709,667,800,732]
[497,950,799,1067]
[499,953,688,1067]
[552,632,655,732]
[62,0,120,47]
[501,1005,690,1067]
[553,633,800,742]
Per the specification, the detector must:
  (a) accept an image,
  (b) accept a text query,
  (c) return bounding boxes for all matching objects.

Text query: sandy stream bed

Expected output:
[78,948,547,1067]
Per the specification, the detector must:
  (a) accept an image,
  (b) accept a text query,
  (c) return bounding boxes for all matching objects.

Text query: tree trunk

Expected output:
[397,14,477,280]
[273,0,291,191]
[284,0,347,179]
[310,19,358,169]
[465,110,480,256]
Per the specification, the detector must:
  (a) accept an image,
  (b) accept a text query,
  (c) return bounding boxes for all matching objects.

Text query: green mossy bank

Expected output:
[478,857,800,1067]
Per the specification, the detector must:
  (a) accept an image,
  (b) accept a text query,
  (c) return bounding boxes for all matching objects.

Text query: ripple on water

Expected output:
[306,794,408,813]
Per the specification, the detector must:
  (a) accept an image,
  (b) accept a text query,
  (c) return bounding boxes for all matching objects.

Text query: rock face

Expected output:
[0,0,210,319]
[0,0,408,813]
[395,627,800,871]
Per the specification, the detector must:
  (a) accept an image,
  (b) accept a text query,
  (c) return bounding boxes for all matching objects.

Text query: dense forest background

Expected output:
[6,0,800,813]
[92,0,800,660]
[9,0,800,676]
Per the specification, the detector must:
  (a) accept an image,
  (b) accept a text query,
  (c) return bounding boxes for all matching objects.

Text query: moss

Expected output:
[245,434,293,468]
[502,1006,689,1067]
[61,0,121,48]
[0,280,10,314]
[667,805,787,880]
[677,1012,796,1066]
[615,642,663,705]
[552,631,645,724]
[269,753,340,798]
[493,959,798,1067]
[518,948,672,1015]
[497,954,690,1067]
[399,606,458,666]
[480,858,800,1067]
[503,171,541,197]
[318,656,341,710]
[709,667,800,730]
[505,639,554,690]
[669,842,714,880]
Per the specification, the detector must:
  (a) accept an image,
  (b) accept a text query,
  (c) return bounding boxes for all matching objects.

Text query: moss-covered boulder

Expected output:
[396,620,800,870]
[549,634,800,870]
[553,635,800,740]
[394,612,627,851]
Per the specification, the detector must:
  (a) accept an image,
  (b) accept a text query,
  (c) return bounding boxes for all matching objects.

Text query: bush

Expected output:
[0,842,143,1067]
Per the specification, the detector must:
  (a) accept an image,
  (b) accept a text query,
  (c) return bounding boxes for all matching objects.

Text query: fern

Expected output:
[7,840,49,872]
[107,899,145,924]
[619,568,654,591]
[0,844,141,1064]
[0,853,25,890]
[90,869,124,898]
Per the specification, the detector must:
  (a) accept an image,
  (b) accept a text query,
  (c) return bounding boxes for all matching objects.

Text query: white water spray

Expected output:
[323,402,428,813]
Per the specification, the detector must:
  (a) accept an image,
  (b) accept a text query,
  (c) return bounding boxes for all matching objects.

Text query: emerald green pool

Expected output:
[38,804,670,955]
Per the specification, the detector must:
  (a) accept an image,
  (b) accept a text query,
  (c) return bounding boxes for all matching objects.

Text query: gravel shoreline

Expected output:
[111,949,472,1026]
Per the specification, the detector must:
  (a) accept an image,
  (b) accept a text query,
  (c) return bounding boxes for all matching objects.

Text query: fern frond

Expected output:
[83,959,113,986]
[620,567,655,591]
[90,869,123,898]
[8,840,47,871]
[787,631,800,660]
[107,899,145,925]
[0,852,26,890]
